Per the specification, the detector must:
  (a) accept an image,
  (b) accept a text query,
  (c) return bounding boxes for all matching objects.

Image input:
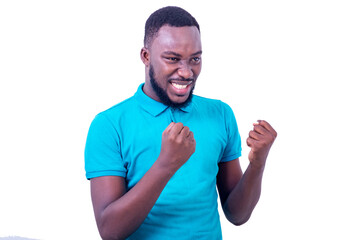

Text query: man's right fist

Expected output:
[158,122,196,173]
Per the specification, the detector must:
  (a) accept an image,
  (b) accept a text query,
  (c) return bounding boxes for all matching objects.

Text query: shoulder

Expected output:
[88,95,138,132]
[96,95,137,119]
[102,95,137,115]
[192,95,234,114]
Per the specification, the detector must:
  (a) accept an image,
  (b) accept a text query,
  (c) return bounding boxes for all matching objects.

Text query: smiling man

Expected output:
[85,6,277,240]
[144,24,201,109]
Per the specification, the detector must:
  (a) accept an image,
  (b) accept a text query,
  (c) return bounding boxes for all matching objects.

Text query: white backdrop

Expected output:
[1,1,359,239]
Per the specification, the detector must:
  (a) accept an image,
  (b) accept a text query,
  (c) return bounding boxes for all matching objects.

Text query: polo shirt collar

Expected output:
[134,83,193,117]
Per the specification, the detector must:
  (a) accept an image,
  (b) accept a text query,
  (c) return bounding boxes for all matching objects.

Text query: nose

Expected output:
[177,62,193,79]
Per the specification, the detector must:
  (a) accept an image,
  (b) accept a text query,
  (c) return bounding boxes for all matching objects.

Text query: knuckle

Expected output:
[260,141,267,148]
[183,127,190,134]
[268,133,276,141]
[273,131,278,138]
[168,134,176,141]
[176,136,183,144]
[189,133,194,140]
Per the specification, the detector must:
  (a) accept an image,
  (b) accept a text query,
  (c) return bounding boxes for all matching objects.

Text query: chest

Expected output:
[119,108,227,190]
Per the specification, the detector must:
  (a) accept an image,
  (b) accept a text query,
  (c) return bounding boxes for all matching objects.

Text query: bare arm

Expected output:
[217,120,277,225]
[217,158,265,225]
[91,122,196,240]
[91,161,174,240]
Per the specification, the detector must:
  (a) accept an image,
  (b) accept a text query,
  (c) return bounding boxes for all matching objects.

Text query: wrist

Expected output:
[154,154,178,177]
[249,161,266,173]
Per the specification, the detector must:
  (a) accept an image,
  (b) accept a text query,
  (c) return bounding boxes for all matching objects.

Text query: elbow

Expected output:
[231,215,251,226]
[223,201,257,226]
[98,221,127,240]
[225,211,252,226]
[99,229,125,240]
[98,229,119,240]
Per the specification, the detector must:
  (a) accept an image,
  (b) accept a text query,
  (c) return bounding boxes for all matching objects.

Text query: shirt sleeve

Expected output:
[220,102,242,162]
[84,113,127,180]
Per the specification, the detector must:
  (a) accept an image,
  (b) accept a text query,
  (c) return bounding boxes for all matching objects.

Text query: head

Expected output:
[141,6,202,108]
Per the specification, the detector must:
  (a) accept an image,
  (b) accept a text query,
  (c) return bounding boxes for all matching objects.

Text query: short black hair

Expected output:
[144,6,200,47]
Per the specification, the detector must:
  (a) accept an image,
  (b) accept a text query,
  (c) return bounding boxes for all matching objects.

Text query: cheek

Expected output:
[154,64,176,81]
[193,64,202,78]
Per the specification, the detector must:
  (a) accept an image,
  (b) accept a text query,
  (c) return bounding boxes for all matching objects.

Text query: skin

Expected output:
[217,120,277,225]
[90,25,277,240]
[142,25,202,106]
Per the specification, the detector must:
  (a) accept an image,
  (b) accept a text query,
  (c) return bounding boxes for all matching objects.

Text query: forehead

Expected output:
[151,25,202,54]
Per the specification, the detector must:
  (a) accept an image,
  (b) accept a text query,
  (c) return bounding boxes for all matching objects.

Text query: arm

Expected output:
[91,122,196,240]
[217,120,277,225]
[91,162,173,240]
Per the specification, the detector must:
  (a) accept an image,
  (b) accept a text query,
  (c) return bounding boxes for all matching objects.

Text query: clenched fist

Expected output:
[158,122,196,173]
[247,120,277,169]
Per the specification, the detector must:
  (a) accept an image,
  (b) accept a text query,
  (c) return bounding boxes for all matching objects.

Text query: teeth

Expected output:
[172,83,188,90]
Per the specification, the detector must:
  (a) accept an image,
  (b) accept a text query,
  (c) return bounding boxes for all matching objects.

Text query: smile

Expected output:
[170,81,193,90]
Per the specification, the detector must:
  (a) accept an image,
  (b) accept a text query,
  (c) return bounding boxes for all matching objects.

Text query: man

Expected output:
[85,6,277,240]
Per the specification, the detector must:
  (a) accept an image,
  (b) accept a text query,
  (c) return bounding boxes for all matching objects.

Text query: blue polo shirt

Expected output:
[85,83,241,239]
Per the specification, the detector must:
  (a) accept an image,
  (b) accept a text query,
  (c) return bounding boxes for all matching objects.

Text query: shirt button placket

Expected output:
[170,107,176,123]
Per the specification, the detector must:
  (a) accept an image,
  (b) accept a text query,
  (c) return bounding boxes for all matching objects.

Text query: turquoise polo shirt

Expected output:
[85,83,242,239]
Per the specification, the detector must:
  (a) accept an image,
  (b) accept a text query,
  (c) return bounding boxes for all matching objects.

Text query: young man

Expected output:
[85,6,277,240]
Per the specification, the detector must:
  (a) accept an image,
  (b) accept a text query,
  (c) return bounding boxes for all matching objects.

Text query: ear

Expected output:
[140,47,150,67]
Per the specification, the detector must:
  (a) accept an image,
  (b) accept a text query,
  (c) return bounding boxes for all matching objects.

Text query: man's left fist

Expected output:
[246,120,277,169]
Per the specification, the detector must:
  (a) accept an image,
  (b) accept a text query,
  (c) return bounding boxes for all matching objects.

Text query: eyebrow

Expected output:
[191,51,203,56]
[162,50,202,57]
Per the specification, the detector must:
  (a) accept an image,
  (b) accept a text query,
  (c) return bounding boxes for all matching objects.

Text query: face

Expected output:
[141,25,202,108]
[149,64,194,108]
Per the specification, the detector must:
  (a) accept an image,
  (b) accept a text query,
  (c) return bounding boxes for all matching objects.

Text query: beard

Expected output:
[149,64,195,109]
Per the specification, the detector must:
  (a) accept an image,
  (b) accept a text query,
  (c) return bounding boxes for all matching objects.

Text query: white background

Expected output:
[1,0,359,239]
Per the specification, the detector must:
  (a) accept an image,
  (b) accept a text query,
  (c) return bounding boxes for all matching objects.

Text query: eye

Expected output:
[167,57,180,62]
[192,57,201,63]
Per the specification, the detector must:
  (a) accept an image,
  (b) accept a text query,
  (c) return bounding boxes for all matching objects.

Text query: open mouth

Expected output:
[170,80,193,90]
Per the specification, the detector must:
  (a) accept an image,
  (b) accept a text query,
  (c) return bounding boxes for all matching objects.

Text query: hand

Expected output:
[158,122,196,173]
[247,120,277,169]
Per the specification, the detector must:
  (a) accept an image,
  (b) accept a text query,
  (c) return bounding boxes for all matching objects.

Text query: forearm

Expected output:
[99,159,175,240]
[223,164,264,225]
